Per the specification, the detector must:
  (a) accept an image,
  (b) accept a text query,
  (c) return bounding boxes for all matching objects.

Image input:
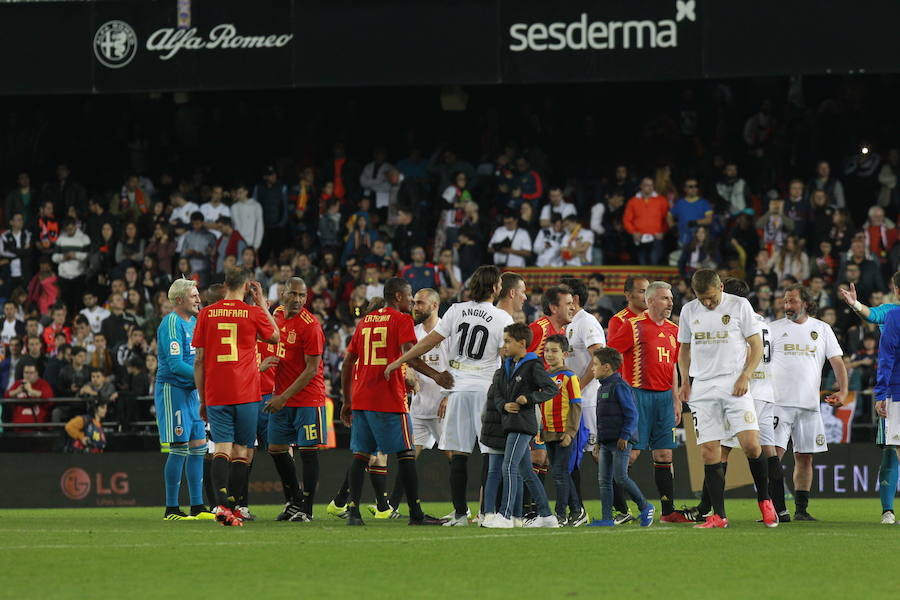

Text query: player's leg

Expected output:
[791,408,827,520]
[366,452,391,515]
[295,406,326,518]
[690,386,730,528]
[267,407,304,520]
[879,405,900,522]
[730,395,776,526]
[793,452,814,518]
[757,401,787,519]
[438,391,477,523]
[347,410,377,525]
[374,411,439,524]
[184,390,212,519]
[649,390,678,518]
[156,384,190,519]
[224,403,256,521]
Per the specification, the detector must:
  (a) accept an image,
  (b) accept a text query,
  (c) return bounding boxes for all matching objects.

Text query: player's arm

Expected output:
[734,333,762,397]
[825,354,849,407]
[385,330,445,379]
[250,282,280,343]
[160,326,194,382]
[265,354,321,414]
[403,341,453,389]
[339,351,357,427]
[194,347,206,420]
[522,364,559,407]
[839,282,873,321]
[677,342,691,402]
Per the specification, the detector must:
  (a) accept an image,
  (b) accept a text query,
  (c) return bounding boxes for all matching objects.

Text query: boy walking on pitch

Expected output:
[588,348,654,527]
[540,334,584,525]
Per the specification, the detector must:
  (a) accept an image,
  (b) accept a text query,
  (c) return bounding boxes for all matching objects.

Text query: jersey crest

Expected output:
[721,314,730,325]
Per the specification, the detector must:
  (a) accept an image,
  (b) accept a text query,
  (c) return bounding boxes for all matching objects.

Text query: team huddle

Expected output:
[154,262,864,529]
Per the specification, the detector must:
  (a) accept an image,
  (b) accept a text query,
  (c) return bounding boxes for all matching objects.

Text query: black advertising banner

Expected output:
[499,0,703,83]
[90,0,295,93]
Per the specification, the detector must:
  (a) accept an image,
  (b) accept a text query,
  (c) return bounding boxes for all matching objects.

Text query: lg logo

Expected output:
[94,20,138,69]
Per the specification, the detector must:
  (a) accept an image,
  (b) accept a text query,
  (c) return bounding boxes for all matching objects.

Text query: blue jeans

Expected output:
[598,440,648,521]
[483,453,504,514]
[635,239,664,265]
[500,432,552,518]
[547,440,581,517]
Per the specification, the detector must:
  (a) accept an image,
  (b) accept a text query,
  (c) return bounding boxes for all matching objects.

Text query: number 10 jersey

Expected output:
[435,301,513,393]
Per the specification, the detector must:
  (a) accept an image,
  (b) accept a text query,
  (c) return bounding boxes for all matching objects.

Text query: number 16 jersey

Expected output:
[192,299,275,406]
[435,301,513,393]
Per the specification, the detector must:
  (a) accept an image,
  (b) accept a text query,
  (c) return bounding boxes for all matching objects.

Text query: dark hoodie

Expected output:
[490,351,557,436]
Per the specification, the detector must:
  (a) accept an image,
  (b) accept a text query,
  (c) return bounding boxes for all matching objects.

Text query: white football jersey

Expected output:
[566,309,606,407]
[411,320,450,418]
[434,301,513,392]
[750,314,775,403]
[769,317,842,411]
[677,293,761,382]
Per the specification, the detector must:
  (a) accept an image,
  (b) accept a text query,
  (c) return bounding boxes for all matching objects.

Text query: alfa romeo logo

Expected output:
[94,20,138,68]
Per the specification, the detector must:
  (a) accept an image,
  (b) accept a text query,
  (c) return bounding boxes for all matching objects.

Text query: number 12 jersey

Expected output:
[435,301,513,393]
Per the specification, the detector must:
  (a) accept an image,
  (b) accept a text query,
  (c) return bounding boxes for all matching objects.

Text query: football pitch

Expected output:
[0,499,893,599]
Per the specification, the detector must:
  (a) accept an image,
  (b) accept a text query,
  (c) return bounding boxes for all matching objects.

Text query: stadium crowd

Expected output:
[0,79,897,442]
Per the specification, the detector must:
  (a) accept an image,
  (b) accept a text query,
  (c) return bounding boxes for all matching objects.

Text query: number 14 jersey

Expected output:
[435,301,513,393]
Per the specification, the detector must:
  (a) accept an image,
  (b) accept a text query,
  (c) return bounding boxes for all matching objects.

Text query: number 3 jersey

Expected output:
[192,299,276,406]
[273,307,326,407]
[434,301,513,393]
[346,306,417,413]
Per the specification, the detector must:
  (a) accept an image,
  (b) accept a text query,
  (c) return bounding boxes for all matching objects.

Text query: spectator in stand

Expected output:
[59,344,91,399]
[455,226,482,281]
[27,258,58,315]
[877,148,900,212]
[267,264,294,303]
[6,171,36,228]
[18,337,44,380]
[80,291,109,335]
[428,148,475,195]
[342,214,378,267]
[808,160,846,209]
[623,177,669,265]
[838,239,884,301]
[669,178,713,248]
[114,174,150,222]
[589,196,606,265]
[41,305,71,355]
[560,214,593,266]
[441,171,474,247]
[362,265,384,300]
[168,191,199,229]
[829,208,854,255]
[518,201,540,240]
[79,368,118,412]
[6,362,54,429]
[200,184,230,239]
[756,196,794,253]
[539,187,577,228]
[182,212,215,286]
[534,213,564,268]
[400,246,439,294]
[34,200,59,258]
[42,163,87,219]
[213,217,246,275]
[489,212,533,268]
[360,146,393,218]
[254,165,290,260]
[365,239,394,280]
[100,294,135,350]
[808,275,831,309]
[43,342,70,391]
[436,247,462,302]
[1,337,22,391]
[90,332,115,376]
[0,212,33,295]
[678,226,720,277]
[392,207,426,265]
[605,165,637,202]
[514,156,543,204]
[845,144,882,225]
[654,164,677,204]
[145,223,175,276]
[715,162,750,215]
[0,301,24,346]
[65,400,108,453]
[52,218,90,310]
[318,199,342,251]
[115,327,149,380]
[229,183,263,252]
[862,205,897,272]
[768,234,810,282]
[808,189,836,249]
[115,221,146,269]
[784,179,809,238]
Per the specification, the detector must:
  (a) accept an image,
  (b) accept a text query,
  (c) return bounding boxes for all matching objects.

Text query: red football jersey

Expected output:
[257,307,285,396]
[274,308,326,407]
[346,306,416,413]
[528,316,564,364]
[606,313,679,391]
[607,306,638,342]
[192,299,276,406]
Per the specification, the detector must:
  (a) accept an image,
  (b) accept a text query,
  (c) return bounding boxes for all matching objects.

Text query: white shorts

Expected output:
[411,415,443,449]
[886,399,900,446]
[581,403,597,452]
[773,405,828,453]
[722,400,775,448]
[689,377,758,445]
[438,391,488,453]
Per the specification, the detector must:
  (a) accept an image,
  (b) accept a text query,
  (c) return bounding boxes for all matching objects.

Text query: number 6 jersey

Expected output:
[192,299,276,406]
[434,301,513,393]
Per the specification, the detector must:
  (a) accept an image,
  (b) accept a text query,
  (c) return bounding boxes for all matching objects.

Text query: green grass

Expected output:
[0,499,894,599]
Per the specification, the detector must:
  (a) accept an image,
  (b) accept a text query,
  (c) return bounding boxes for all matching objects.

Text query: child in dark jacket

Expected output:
[588,348,655,528]
[483,323,559,529]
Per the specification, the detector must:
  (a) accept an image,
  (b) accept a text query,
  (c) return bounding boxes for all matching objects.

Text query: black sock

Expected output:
[269,450,301,504]
[367,464,390,511]
[704,463,726,519]
[613,481,629,514]
[796,490,810,513]
[243,457,253,507]
[211,453,231,507]
[450,455,469,517]
[768,456,787,513]
[571,466,584,510]
[334,469,351,506]
[389,470,405,510]
[398,454,425,520]
[698,461,726,514]
[190,504,206,515]
[229,457,250,507]
[203,456,216,510]
[747,455,770,502]
[654,461,675,514]
[348,455,368,518]
[298,450,319,514]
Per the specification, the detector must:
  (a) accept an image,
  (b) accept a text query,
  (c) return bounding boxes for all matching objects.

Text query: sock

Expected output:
[186,446,206,508]
[571,466,584,510]
[389,471,405,510]
[243,458,253,508]
[334,469,351,506]
[450,455,469,517]
[203,456,216,509]
[211,452,231,507]
[298,450,320,514]
[795,490,810,513]
[398,454,425,520]
[703,463,726,519]
[767,456,787,513]
[367,464,390,511]
[229,457,250,507]
[164,445,188,508]
[348,454,368,518]
[879,447,899,512]
[612,481,629,514]
[747,455,770,502]
[698,461,725,515]
[654,461,675,515]
[269,450,301,504]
